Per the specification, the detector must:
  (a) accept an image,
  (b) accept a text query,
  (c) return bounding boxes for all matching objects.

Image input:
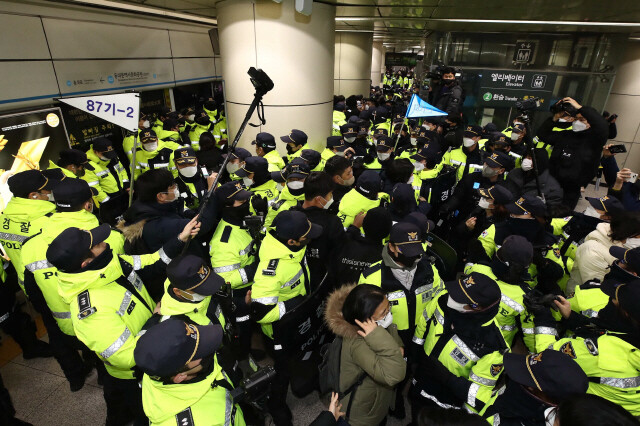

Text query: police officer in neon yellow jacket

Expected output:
[279,129,308,165]
[123,113,150,162]
[48,219,199,425]
[82,137,130,225]
[250,210,322,425]
[188,111,214,152]
[464,235,537,351]
[0,170,57,358]
[533,279,640,416]
[235,157,280,215]
[133,129,182,179]
[263,160,309,230]
[22,178,124,391]
[210,183,259,355]
[135,318,246,426]
[252,132,285,172]
[47,148,89,180]
[173,147,210,210]
[441,124,487,182]
[332,103,347,136]
[410,273,509,412]
[337,170,386,229]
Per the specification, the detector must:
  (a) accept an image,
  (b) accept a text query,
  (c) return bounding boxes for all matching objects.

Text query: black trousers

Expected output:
[0,274,42,355]
[267,344,293,426]
[102,374,146,426]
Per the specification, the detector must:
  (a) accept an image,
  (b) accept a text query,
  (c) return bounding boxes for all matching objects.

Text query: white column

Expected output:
[371,41,384,87]
[216,0,336,153]
[334,31,373,97]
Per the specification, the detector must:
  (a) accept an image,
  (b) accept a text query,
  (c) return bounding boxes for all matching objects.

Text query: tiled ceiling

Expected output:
[112,0,640,50]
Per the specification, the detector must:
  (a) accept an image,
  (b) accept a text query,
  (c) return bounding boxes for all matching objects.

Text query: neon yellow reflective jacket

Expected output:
[263,150,285,172]
[188,123,212,151]
[83,149,129,206]
[210,220,255,290]
[0,196,55,288]
[337,189,384,229]
[123,129,142,162]
[332,111,347,136]
[263,186,304,230]
[441,142,486,182]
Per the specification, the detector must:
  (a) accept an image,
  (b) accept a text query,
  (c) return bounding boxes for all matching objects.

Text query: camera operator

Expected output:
[601,144,640,211]
[431,67,464,116]
[602,111,618,140]
[537,97,609,209]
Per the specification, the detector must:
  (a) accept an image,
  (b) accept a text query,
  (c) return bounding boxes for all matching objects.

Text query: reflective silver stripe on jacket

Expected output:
[278,301,286,319]
[52,311,72,319]
[252,296,278,305]
[137,162,149,168]
[127,270,144,291]
[582,309,599,318]
[212,263,241,273]
[224,386,233,426]
[236,315,250,322]
[412,336,425,345]
[452,335,480,362]
[493,414,501,426]
[101,327,131,359]
[239,268,249,285]
[117,291,133,316]
[467,383,480,406]
[86,180,99,187]
[152,163,169,168]
[95,170,110,177]
[132,255,142,271]
[522,327,534,334]
[469,164,484,170]
[500,294,524,313]
[0,233,26,243]
[158,248,171,264]
[419,389,458,410]
[500,324,516,332]
[387,290,405,301]
[414,284,432,295]
[281,269,303,288]
[600,376,640,389]
[25,260,53,272]
[434,309,445,325]
[239,242,253,256]
[0,313,8,323]
[469,372,496,387]
[101,195,111,203]
[534,326,558,336]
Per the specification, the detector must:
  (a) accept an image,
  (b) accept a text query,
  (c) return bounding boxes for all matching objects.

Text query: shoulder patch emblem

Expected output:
[490,363,504,377]
[560,341,577,359]
[584,338,599,356]
[480,229,489,238]
[262,259,279,276]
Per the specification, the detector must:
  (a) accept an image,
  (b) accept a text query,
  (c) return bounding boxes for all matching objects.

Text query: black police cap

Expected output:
[609,246,640,273]
[446,272,501,308]
[166,255,224,296]
[140,129,158,143]
[8,170,58,198]
[280,129,307,146]
[326,136,345,149]
[59,149,88,166]
[215,182,252,205]
[251,132,276,149]
[272,210,322,241]
[389,222,424,257]
[506,195,547,217]
[355,170,381,199]
[235,156,269,178]
[52,178,98,211]
[173,147,197,166]
[498,235,533,267]
[134,319,223,379]
[477,185,513,206]
[46,224,111,273]
[586,195,624,214]
[229,148,251,161]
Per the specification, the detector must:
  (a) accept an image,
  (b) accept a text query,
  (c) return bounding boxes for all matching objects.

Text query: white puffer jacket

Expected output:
[567,223,624,295]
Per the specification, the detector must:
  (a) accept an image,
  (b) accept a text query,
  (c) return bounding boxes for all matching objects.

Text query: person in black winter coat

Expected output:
[537,97,608,209]
[431,67,464,116]
[504,148,564,209]
[335,207,392,286]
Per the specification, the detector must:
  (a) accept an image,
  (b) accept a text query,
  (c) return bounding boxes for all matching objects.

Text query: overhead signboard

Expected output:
[513,42,537,63]
[0,108,71,211]
[385,53,418,67]
[478,70,557,109]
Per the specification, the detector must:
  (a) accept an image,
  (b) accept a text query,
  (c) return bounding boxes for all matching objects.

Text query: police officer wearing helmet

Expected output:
[252,132,285,172]
[83,137,130,225]
[47,219,199,425]
[210,182,259,356]
[250,210,322,425]
[134,318,246,425]
[173,147,209,210]
[0,170,57,359]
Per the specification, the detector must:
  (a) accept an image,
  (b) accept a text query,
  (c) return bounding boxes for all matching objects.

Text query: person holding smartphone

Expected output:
[601,143,640,211]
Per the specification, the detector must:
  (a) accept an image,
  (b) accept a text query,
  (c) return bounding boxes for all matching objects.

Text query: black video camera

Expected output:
[523,290,561,313]
[516,97,541,112]
[230,365,276,404]
[248,67,274,95]
[550,99,577,116]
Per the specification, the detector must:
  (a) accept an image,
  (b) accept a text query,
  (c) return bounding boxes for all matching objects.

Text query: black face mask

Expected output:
[286,145,297,155]
[490,255,528,284]
[604,262,637,284]
[177,352,217,385]
[443,79,455,86]
[222,202,250,224]
[392,248,421,269]
[80,244,113,272]
[287,237,310,252]
[594,300,638,335]
[195,117,210,126]
[489,377,552,423]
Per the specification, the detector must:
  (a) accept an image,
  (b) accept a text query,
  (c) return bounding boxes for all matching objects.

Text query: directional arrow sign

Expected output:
[57,92,140,132]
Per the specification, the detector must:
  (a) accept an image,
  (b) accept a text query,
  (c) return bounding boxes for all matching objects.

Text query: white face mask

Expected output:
[365,105,370,110]
[378,152,391,161]
[513,121,523,126]
[143,142,158,152]
[375,311,393,328]
[226,162,240,174]
[179,166,198,178]
[413,161,425,172]
[187,114,195,121]
[322,196,334,210]
[583,205,602,219]
[242,177,254,188]
[171,187,180,200]
[46,193,55,202]
[447,295,469,313]
[99,155,110,162]
[344,136,356,143]
[478,197,491,210]
[184,291,207,302]
[463,137,476,148]
[287,181,304,190]
[410,137,418,146]
[423,124,434,131]
[521,158,533,171]
[510,133,520,141]
[142,120,150,129]
[558,118,569,123]
[572,120,588,132]
[341,176,355,186]
[623,237,640,249]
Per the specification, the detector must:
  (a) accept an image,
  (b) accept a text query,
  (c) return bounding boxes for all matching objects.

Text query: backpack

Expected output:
[318,336,366,418]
